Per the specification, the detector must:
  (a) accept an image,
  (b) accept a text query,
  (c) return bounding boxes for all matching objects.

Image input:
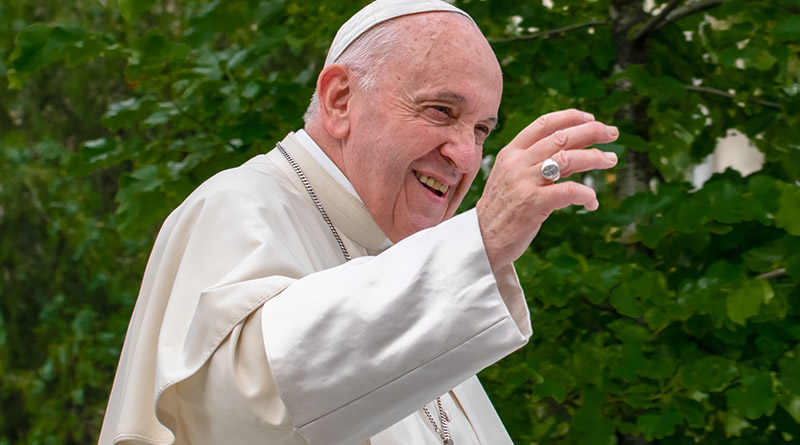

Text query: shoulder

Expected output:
[195,154,289,199]
[165,152,309,230]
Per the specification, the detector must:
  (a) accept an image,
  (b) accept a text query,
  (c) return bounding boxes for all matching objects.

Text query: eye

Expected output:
[474,125,491,145]
[431,105,454,118]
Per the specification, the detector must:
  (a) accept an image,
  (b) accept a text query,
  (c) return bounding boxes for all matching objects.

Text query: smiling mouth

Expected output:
[414,171,449,197]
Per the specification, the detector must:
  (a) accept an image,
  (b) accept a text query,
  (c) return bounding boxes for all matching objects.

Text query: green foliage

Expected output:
[0,0,348,442]
[469,0,800,443]
[2,0,799,443]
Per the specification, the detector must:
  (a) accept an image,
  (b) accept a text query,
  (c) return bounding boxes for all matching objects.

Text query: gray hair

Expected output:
[302,19,403,123]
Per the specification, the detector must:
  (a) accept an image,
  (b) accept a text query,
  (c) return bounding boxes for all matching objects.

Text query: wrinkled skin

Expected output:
[477,109,618,269]
[307,12,618,271]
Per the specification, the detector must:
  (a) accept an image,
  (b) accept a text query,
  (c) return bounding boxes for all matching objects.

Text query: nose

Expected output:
[439,126,481,174]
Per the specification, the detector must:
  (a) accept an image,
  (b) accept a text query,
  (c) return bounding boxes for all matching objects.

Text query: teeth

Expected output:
[414,171,450,194]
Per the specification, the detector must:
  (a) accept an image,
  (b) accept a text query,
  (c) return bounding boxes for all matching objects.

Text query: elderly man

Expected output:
[99,0,618,444]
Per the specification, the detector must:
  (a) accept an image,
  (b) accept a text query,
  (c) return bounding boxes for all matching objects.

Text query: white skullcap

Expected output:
[324,0,475,67]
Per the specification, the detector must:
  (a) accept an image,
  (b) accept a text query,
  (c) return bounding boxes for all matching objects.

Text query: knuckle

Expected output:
[588,120,607,135]
[589,148,607,161]
[496,148,513,163]
[495,150,520,171]
[567,108,583,120]
[552,150,569,171]
[551,129,568,148]
[534,113,550,129]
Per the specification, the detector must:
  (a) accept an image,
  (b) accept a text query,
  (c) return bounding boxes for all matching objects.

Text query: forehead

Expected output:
[384,13,503,110]
[393,13,495,67]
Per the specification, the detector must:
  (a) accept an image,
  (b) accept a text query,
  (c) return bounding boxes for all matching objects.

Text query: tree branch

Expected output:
[489,20,608,44]
[633,0,685,42]
[758,269,787,280]
[685,85,781,109]
[655,0,726,32]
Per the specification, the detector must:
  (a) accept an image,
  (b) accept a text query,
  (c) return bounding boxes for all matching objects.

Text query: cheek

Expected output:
[469,147,483,173]
[362,156,410,202]
[446,172,477,213]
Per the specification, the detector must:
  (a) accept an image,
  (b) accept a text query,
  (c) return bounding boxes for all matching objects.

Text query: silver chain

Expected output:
[277,142,351,262]
[422,398,454,445]
[277,142,452,444]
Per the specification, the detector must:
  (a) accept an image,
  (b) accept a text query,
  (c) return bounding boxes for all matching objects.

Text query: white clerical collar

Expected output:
[294,129,362,202]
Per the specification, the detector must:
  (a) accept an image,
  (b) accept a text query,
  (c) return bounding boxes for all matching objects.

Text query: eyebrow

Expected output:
[432,91,499,129]
[434,91,467,103]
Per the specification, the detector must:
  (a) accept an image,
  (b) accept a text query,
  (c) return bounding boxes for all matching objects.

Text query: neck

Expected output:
[304,122,347,176]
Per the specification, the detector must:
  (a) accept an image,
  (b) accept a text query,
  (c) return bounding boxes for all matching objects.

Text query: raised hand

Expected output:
[477,109,619,271]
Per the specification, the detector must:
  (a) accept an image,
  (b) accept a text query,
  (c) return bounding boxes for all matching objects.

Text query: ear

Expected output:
[316,64,356,139]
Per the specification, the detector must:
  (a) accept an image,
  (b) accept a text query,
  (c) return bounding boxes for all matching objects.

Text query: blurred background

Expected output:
[1,0,798,443]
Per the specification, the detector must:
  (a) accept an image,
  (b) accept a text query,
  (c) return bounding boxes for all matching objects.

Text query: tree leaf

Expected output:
[256,0,285,26]
[533,377,567,402]
[119,0,157,23]
[672,398,706,429]
[572,74,606,99]
[726,373,777,419]
[607,319,650,345]
[102,97,154,131]
[570,406,616,445]
[772,16,800,40]
[609,268,650,317]
[726,279,771,325]
[678,356,739,392]
[779,394,800,423]
[720,411,750,437]
[598,89,634,113]
[115,165,168,237]
[50,23,87,45]
[65,138,122,176]
[775,183,800,235]
[638,409,682,440]
[779,352,800,394]
[6,23,53,89]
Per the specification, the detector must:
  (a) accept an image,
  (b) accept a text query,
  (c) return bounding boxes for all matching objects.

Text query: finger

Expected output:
[527,121,619,165]
[508,109,596,150]
[537,148,618,184]
[536,181,600,213]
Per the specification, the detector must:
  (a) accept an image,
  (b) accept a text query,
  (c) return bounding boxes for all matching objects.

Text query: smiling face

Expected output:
[338,13,503,242]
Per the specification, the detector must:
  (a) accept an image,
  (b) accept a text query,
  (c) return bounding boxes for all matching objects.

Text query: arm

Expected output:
[261,209,530,444]
[145,163,528,445]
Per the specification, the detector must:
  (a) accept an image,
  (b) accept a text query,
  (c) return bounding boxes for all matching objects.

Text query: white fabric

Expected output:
[98,132,531,445]
[295,129,363,201]
[292,130,394,256]
[324,0,474,66]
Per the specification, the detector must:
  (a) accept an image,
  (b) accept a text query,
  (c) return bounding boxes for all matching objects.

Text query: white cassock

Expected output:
[98,130,532,444]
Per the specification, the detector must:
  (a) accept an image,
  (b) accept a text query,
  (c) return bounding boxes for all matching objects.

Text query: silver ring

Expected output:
[541,158,560,181]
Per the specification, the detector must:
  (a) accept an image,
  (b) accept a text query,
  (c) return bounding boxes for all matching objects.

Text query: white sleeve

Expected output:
[261,209,532,444]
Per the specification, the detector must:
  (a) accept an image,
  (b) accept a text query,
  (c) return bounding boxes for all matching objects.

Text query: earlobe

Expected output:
[317,64,354,139]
